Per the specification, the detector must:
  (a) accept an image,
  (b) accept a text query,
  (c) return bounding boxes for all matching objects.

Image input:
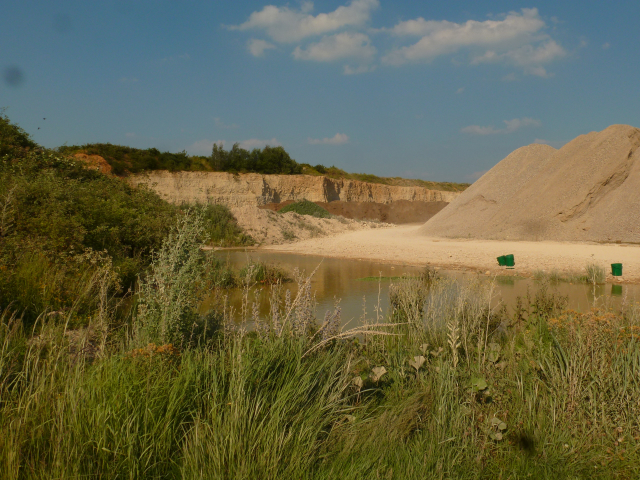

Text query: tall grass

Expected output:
[2,215,640,478]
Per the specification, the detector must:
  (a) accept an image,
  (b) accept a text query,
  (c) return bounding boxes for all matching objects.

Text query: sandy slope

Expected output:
[230,205,391,246]
[262,224,640,283]
[420,125,640,243]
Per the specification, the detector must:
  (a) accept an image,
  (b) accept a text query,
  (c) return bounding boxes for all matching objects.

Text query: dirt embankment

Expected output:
[128,171,460,207]
[261,200,449,224]
[229,205,391,246]
[421,124,640,243]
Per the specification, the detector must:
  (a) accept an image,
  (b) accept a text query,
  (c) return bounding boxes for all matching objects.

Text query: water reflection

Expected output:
[202,251,639,326]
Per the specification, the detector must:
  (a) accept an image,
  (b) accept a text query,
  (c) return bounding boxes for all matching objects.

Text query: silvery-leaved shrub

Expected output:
[135,210,206,346]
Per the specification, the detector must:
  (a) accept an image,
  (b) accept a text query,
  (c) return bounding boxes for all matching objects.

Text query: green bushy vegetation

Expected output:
[0,108,38,158]
[195,204,254,247]
[57,143,210,175]
[58,141,303,175]
[210,142,302,174]
[2,217,640,478]
[278,199,332,218]
[0,115,254,324]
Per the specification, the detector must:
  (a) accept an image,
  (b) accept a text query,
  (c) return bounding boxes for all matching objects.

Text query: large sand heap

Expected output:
[419,124,640,243]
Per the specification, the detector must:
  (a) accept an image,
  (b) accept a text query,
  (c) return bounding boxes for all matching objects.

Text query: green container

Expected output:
[611,284,623,296]
[497,256,507,266]
[611,263,623,276]
[504,254,515,267]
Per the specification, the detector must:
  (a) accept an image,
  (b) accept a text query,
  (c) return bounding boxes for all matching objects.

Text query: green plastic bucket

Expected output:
[504,254,515,267]
[611,263,623,276]
[611,284,623,296]
[497,256,507,266]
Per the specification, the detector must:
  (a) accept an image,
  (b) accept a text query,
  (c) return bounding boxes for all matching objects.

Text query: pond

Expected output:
[201,251,640,327]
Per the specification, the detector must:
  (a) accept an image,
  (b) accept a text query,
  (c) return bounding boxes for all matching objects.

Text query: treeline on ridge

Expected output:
[58,141,469,191]
[58,142,302,175]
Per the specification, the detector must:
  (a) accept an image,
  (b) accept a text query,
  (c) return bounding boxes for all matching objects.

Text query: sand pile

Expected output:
[419,124,640,243]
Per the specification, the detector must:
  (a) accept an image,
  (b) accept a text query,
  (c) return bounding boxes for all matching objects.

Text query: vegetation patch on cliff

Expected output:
[278,200,332,219]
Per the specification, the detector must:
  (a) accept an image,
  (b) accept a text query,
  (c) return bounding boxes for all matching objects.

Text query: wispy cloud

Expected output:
[293,32,376,62]
[229,0,379,43]
[247,38,276,57]
[239,138,281,149]
[461,117,541,135]
[119,77,138,83]
[308,133,349,145]
[381,8,565,76]
[229,4,569,77]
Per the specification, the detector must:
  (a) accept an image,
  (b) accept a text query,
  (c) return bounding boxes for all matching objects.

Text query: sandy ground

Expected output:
[230,205,391,246]
[262,224,640,283]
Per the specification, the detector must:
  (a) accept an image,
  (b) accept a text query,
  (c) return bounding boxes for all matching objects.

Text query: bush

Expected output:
[196,204,254,247]
[278,200,331,219]
[210,143,302,175]
[57,143,209,174]
[0,147,177,321]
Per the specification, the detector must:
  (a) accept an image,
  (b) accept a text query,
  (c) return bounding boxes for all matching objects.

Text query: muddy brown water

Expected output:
[201,251,640,327]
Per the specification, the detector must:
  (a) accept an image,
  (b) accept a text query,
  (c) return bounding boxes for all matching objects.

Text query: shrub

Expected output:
[278,200,331,219]
[196,204,254,247]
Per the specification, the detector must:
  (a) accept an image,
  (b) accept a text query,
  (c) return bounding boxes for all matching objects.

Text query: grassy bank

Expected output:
[2,213,640,478]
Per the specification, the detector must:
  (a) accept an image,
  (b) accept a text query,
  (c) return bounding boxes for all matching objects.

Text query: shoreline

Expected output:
[259,225,640,284]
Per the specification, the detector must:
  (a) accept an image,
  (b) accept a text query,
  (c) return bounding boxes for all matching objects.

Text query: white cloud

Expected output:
[381,8,566,76]
[125,132,135,138]
[214,117,238,129]
[461,117,541,135]
[238,138,281,150]
[229,0,379,43]
[383,9,545,64]
[293,32,375,62]
[456,87,465,94]
[308,133,349,145]
[602,42,610,49]
[187,139,225,156]
[247,38,276,57]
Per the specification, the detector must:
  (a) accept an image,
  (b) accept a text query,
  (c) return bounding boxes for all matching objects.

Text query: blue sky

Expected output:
[2,0,639,182]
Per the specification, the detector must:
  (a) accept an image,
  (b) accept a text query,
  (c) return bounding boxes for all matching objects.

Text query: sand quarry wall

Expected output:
[420,124,640,243]
[261,200,450,224]
[128,171,459,207]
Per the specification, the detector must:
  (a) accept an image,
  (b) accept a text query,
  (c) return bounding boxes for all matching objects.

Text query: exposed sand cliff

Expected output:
[420,124,640,243]
[128,171,460,207]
